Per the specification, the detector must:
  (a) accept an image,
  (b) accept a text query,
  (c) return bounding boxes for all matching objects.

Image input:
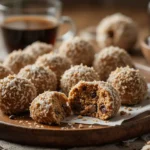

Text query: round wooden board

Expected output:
[0,62,150,148]
[0,110,150,147]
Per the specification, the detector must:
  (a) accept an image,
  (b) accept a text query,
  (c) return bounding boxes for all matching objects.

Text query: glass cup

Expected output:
[0,0,76,52]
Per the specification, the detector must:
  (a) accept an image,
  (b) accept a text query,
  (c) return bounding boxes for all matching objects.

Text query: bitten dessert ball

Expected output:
[93,46,134,81]
[0,64,13,79]
[18,65,57,95]
[107,66,148,105]
[24,41,53,60]
[3,50,35,74]
[96,13,138,50]
[36,53,71,81]
[59,36,95,66]
[69,81,120,120]
[0,75,37,115]
[30,91,71,125]
[60,64,99,95]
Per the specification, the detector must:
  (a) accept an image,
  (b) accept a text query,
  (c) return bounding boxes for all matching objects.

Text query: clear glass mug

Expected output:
[0,0,76,52]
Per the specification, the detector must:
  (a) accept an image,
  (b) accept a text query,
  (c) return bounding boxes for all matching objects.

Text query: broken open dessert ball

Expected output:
[3,50,35,74]
[59,36,95,66]
[30,91,71,125]
[93,46,134,81]
[0,64,13,79]
[69,81,121,120]
[18,65,57,95]
[24,41,53,60]
[96,13,138,50]
[0,75,37,115]
[36,53,71,82]
[60,64,99,95]
[107,66,148,105]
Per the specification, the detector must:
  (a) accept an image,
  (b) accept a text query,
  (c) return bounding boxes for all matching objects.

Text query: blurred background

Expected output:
[61,0,149,34]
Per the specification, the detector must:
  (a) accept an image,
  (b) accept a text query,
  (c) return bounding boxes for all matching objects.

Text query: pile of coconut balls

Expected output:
[0,13,148,125]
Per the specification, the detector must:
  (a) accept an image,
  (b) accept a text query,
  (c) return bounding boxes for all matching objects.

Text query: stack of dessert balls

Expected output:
[0,13,148,126]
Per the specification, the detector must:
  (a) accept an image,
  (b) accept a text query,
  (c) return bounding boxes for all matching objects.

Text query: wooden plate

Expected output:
[0,60,150,148]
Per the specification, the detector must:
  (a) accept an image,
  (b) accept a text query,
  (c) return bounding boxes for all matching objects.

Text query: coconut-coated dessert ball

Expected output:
[18,65,57,95]
[36,53,71,81]
[107,66,148,105]
[0,64,13,79]
[0,75,37,115]
[60,64,99,95]
[24,41,53,60]
[59,36,95,66]
[93,46,134,81]
[69,81,120,120]
[96,13,138,50]
[30,91,71,125]
[3,50,35,74]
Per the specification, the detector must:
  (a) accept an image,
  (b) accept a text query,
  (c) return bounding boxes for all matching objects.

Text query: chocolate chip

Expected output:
[82,86,87,91]
[100,105,107,114]
[9,115,16,120]
[91,91,97,98]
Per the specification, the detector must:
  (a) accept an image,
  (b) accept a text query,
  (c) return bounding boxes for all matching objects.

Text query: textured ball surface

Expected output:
[30,91,71,125]
[96,13,138,50]
[24,41,53,60]
[59,36,95,66]
[0,64,13,79]
[0,75,37,115]
[107,66,148,105]
[36,53,71,81]
[18,65,57,94]
[93,46,134,81]
[60,64,99,95]
[3,50,35,74]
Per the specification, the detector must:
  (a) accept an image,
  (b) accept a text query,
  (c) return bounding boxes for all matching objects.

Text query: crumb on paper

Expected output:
[128,108,132,111]
[120,111,127,116]
[77,115,83,119]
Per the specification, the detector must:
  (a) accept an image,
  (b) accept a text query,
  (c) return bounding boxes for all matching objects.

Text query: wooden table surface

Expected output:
[0,4,150,150]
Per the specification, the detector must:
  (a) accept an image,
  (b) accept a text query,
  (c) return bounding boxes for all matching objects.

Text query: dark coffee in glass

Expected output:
[1,16,58,52]
[0,0,76,53]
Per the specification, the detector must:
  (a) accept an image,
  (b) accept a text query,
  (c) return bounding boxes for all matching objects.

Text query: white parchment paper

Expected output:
[62,84,150,126]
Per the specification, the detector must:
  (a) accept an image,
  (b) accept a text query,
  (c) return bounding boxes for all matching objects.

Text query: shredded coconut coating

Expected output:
[96,13,138,50]
[69,81,120,120]
[93,46,135,81]
[60,64,99,95]
[36,53,71,81]
[30,91,71,125]
[97,81,121,120]
[0,64,13,79]
[24,41,53,60]
[59,36,95,66]
[18,65,57,95]
[0,75,37,115]
[3,50,35,74]
[107,66,148,105]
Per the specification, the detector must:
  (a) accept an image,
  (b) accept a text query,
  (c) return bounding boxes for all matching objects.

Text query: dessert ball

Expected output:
[0,75,37,115]
[18,65,57,95]
[3,50,35,74]
[24,41,53,60]
[107,66,148,105]
[69,81,120,120]
[36,53,71,81]
[96,13,138,50]
[30,91,71,125]
[59,36,95,66]
[93,46,134,81]
[0,64,13,79]
[60,64,99,95]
